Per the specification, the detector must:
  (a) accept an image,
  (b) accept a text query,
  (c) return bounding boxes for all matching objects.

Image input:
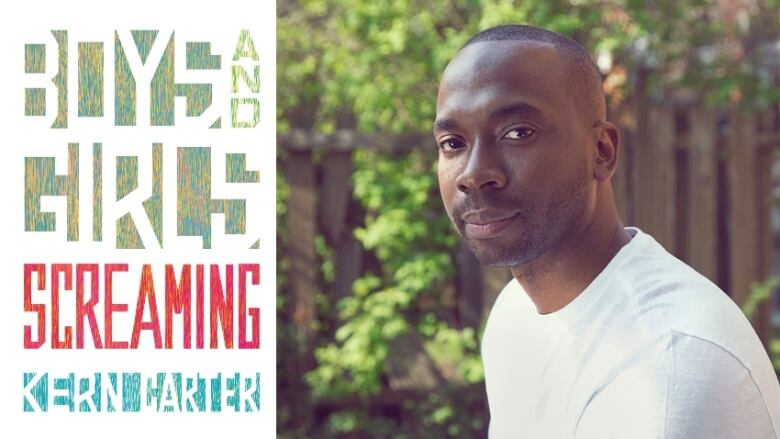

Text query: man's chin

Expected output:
[466,241,529,268]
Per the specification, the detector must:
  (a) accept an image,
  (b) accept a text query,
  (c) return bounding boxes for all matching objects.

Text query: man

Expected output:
[434,24,780,438]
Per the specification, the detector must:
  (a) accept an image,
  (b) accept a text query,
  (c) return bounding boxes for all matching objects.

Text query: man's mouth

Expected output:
[461,210,519,239]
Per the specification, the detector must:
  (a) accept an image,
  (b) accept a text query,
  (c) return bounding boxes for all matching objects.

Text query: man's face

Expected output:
[434,41,597,267]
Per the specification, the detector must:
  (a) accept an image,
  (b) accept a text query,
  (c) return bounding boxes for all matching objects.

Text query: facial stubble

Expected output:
[451,163,591,269]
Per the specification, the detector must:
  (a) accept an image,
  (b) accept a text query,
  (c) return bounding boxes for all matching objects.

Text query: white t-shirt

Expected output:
[482,227,780,438]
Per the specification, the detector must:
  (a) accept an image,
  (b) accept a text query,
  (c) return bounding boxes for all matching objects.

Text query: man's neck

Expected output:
[510,217,631,315]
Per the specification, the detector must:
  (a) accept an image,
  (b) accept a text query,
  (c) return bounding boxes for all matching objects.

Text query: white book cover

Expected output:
[0,1,277,437]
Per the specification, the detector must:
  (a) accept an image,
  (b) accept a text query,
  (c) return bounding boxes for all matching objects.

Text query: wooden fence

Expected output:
[613,103,780,345]
[279,103,780,355]
[278,101,780,430]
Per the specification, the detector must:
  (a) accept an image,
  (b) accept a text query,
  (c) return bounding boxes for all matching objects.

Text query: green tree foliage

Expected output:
[278,0,780,436]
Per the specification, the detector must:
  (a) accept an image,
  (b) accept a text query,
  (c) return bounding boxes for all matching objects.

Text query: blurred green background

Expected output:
[277,1,780,437]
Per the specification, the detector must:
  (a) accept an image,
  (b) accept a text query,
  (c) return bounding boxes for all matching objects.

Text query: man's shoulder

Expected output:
[614,229,753,346]
[615,227,723,302]
[576,330,779,438]
[613,233,759,360]
[614,231,777,398]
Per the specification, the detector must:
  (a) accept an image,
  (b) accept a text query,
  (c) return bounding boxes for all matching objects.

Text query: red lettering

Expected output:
[105,263,128,349]
[210,264,233,348]
[164,264,191,348]
[238,263,260,349]
[76,264,102,348]
[51,264,73,349]
[23,264,46,349]
[196,264,205,349]
[131,264,162,348]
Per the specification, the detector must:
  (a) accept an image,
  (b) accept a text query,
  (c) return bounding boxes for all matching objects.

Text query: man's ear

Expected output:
[593,121,620,182]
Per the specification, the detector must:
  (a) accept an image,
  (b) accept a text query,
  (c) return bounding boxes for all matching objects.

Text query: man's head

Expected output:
[435,24,620,267]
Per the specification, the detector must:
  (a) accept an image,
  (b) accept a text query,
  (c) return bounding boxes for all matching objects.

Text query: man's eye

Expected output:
[503,127,534,140]
[438,138,465,151]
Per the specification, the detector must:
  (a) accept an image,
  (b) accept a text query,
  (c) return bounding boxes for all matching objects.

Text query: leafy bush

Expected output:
[278,0,780,436]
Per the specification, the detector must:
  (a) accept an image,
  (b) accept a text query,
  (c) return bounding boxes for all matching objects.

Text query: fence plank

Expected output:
[455,243,483,328]
[287,151,318,341]
[612,109,634,225]
[320,152,352,242]
[332,235,362,302]
[727,112,763,331]
[687,109,718,281]
[634,105,677,252]
[385,332,444,391]
[320,152,366,304]
[755,145,774,348]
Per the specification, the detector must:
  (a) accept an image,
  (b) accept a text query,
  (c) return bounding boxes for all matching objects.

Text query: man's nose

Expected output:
[455,140,508,193]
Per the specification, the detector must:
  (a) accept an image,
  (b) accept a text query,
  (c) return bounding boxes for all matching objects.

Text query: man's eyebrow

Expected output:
[433,118,459,132]
[433,103,543,132]
[490,102,544,120]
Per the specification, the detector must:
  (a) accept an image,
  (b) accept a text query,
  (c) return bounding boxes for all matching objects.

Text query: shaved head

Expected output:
[461,24,605,124]
[435,23,623,270]
[435,22,627,313]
